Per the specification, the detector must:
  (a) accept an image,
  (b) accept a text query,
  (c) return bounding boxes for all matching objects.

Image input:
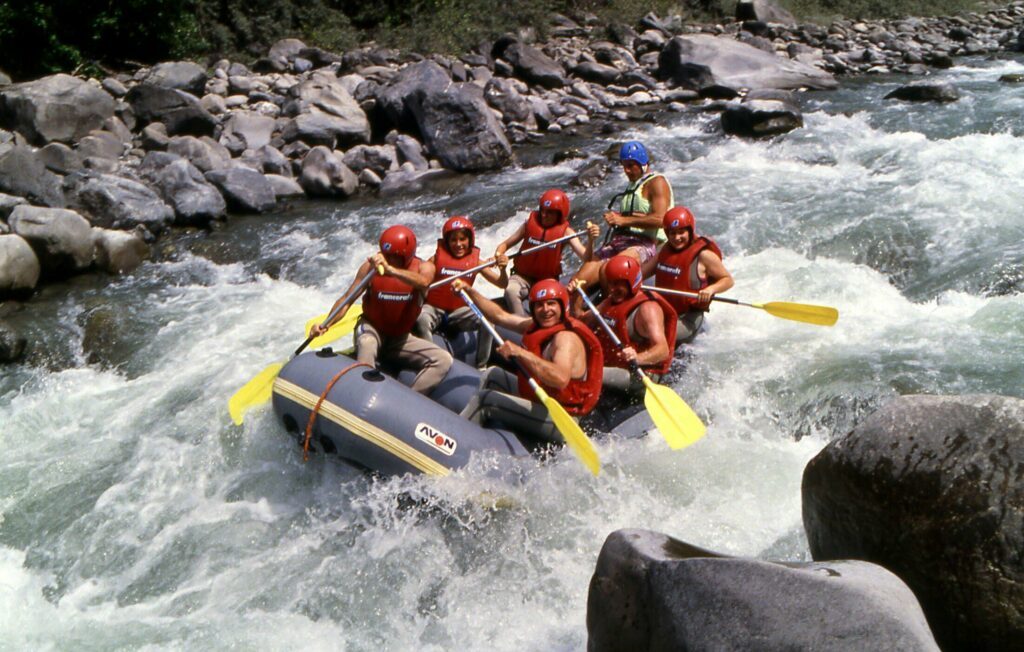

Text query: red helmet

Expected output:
[604,255,643,296]
[379,225,417,266]
[538,189,570,223]
[442,215,475,250]
[663,206,695,234]
[528,279,569,320]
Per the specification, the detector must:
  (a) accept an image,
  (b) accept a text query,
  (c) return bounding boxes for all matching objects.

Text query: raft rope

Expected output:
[303,362,371,461]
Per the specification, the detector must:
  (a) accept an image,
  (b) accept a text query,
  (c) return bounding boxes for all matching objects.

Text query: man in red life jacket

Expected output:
[414,215,509,340]
[452,278,603,445]
[311,225,453,394]
[572,255,677,397]
[640,206,734,344]
[493,189,594,316]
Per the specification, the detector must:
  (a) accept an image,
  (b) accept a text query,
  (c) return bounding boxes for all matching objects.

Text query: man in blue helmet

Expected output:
[570,140,674,314]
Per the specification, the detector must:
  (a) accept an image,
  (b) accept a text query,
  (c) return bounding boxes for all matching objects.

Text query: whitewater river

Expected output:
[3,55,1023,649]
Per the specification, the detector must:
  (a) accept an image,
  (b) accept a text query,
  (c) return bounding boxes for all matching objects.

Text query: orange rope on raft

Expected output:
[303,362,370,461]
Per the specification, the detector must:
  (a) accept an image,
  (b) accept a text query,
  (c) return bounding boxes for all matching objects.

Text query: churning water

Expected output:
[2,55,1023,649]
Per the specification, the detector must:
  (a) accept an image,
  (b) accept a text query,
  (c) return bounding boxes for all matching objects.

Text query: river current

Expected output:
[2,55,1023,650]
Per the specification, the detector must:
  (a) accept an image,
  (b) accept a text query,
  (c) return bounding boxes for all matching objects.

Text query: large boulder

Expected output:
[0,234,41,297]
[341,144,397,176]
[222,111,276,150]
[483,78,534,125]
[659,35,838,91]
[418,83,513,172]
[377,61,453,135]
[500,42,568,89]
[286,74,370,147]
[143,61,208,97]
[204,168,276,213]
[803,394,1024,652]
[125,84,218,137]
[8,205,94,277]
[0,145,65,207]
[63,171,174,233]
[736,0,797,24]
[139,155,226,225]
[0,74,115,145]
[299,146,358,197]
[91,227,149,274]
[722,96,803,136]
[884,82,960,103]
[0,192,27,220]
[588,529,939,651]
[166,135,230,172]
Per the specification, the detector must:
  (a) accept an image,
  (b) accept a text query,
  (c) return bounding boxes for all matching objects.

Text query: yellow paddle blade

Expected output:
[303,304,364,349]
[535,386,600,476]
[228,362,284,425]
[642,377,706,450]
[755,301,838,326]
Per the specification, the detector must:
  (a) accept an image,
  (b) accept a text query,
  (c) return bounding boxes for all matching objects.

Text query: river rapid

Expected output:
[2,55,1023,650]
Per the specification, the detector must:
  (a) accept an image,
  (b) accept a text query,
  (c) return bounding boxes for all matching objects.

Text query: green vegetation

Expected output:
[0,0,1000,82]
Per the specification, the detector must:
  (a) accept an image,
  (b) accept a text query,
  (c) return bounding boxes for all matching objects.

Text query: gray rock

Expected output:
[0,234,40,297]
[342,144,397,176]
[0,145,65,207]
[0,321,27,362]
[358,168,382,188]
[91,226,149,273]
[269,38,308,61]
[222,110,276,150]
[8,205,94,277]
[659,35,838,91]
[884,82,960,102]
[252,145,290,176]
[0,74,116,145]
[527,96,555,129]
[125,84,218,137]
[736,0,797,24]
[378,168,464,197]
[571,62,622,85]
[0,70,12,86]
[588,529,939,651]
[63,171,174,233]
[141,122,170,150]
[76,130,124,160]
[483,78,534,125]
[377,61,453,135]
[501,42,568,89]
[200,93,227,115]
[82,156,119,174]
[803,394,1024,652]
[722,97,803,136]
[299,145,358,197]
[38,142,83,174]
[167,135,230,172]
[140,155,226,225]
[0,192,27,220]
[418,83,513,172]
[287,74,371,147]
[282,110,365,149]
[101,77,128,97]
[264,174,304,198]
[393,134,429,170]
[204,168,277,213]
[144,61,208,97]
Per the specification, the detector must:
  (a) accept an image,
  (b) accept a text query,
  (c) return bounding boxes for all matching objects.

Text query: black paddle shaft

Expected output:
[294,272,375,357]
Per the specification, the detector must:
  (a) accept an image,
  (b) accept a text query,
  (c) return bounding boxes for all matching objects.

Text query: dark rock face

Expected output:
[802,394,1024,652]
[0,145,66,207]
[140,156,226,225]
[204,168,276,213]
[588,529,939,651]
[377,61,452,135]
[7,205,94,278]
[483,78,534,124]
[0,74,115,145]
[501,42,568,89]
[64,171,175,233]
[884,82,960,102]
[0,321,27,362]
[298,145,358,197]
[659,35,838,91]
[722,97,803,136]
[417,83,513,172]
[125,84,218,137]
[572,62,622,85]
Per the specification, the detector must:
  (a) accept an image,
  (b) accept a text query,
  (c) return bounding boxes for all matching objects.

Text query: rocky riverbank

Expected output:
[2,1,1024,361]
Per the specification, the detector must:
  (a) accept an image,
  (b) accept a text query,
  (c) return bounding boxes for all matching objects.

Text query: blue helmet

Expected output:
[619,140,649,166]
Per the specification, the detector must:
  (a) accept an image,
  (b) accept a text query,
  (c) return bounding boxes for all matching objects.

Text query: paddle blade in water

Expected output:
[758,301,838,326]
[642,377,706,450]
[535,386,600,476]
[303,304,364,349]
[228,362,284,425]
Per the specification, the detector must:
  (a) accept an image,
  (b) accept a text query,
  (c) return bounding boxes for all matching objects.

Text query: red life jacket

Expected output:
[362,258,424,337]
[654,237,723,314]
[518,316,604,416]
[512,211,569,281]
[425,241,480,312]
[597,290,678,375]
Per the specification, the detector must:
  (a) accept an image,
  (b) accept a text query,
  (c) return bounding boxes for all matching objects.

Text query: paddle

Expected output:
[302,304,364,349]
[641,285,838,326]
[576,287,706,450]
[457,289,600,476]
[228,272,374,425]
[427,231,584,291]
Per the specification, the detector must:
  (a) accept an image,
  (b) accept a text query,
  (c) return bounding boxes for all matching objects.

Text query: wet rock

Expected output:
[8,205,94,278]
[484,78,534,126]
[377,61,453,135]
[38,142,83,174]
[167,135,230,172]
[884,81,960,102]
[0,145,66,207]
[342,144,397,176]
[79,305,133,369]
[378,168,464,197]
[144,61,208,97]
[204,168,277,213]
[141,122,170,150]
[659,35,838,91]
[418,83,513,172]
[0,74,116,145]
[299,145,358,197]
[0,234,41,297]
[0,192,27,220]
[570,158,610,188]
[588,529,939,651]
[1000,73,1024,83]
[76,130,124,160]
[722,97,803,136]
[0,321,27,362]
[392,134,429,170]
[125,84,218,137]
[91,226,149,273]
[803,394,1024,652]
[500,42,568,89]
[63,171,174,233]
[140,155,226,225]
[265,174,304,198]
[736,0,796,25]
[222,110,276,150]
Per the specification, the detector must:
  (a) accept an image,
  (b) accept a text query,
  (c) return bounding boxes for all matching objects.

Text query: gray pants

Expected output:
[676,311,705,345]
[413,304,478,339]
[503,273,532,316]
[356,320,453,395]
[459,366,565,445]
[603,366,662,398]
